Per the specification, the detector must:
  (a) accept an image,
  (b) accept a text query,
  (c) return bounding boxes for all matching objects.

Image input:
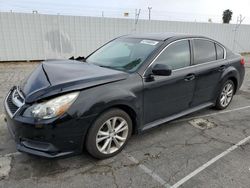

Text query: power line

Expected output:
[1,5,250,24]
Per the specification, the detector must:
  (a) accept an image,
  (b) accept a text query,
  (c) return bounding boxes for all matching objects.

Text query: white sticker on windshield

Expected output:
[140,40,159,45]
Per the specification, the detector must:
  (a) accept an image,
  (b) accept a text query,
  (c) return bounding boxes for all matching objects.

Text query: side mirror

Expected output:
[152,64,172,76]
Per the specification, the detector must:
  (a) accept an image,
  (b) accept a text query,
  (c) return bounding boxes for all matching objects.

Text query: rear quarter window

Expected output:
[216,43,224,60]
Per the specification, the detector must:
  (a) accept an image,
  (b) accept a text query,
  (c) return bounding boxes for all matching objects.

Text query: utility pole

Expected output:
[233,14,245,51]
[102,11,104,17]
[135,9,141,23]
[133,9,141,31]
[148,7,152,20]
[57,13,63,58]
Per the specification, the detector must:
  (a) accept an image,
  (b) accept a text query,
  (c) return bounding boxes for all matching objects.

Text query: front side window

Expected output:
[153,40,191,70]
[193,39,216,64]
[86,38,162,72]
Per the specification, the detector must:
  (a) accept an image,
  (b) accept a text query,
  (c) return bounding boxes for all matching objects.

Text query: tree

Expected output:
[223,9,233,24]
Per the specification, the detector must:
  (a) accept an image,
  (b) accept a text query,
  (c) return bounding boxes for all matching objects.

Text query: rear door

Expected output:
[191,39,226,106]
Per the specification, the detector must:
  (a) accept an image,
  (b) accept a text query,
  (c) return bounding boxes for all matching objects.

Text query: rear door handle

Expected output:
[218,65,226,72]
[184,74,195,81]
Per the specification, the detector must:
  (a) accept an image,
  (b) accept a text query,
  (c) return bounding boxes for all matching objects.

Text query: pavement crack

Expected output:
[167,168,182,183]
[184,138,212,147]
[110,167,119,188]
[238,142,250,150]
[200,131,235,146]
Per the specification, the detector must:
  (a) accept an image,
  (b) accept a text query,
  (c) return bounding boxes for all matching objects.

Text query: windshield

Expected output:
[86,38,162,72]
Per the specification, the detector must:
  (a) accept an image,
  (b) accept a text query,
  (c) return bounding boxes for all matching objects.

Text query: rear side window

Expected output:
[193,39,216,64]
[154,40,190,70]
[216,43,224,60]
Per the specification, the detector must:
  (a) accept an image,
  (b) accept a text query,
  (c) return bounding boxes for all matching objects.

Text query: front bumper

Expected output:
[16,143,74,158]
[4,87,97,158]
[5,111,89,158]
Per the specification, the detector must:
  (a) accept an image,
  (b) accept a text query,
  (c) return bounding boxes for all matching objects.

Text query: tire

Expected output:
[215,80,235,110]
[86,108,132,159]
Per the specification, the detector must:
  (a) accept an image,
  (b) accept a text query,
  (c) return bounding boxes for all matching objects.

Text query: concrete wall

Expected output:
[1,12,250,61]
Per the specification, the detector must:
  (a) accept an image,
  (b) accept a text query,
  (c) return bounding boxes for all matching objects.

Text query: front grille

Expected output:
[5,87,25,117]
[6,91,19,114]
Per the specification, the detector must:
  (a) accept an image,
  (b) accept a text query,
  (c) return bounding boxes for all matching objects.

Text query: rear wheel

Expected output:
[86,108,132,159]
[215,80,235,110]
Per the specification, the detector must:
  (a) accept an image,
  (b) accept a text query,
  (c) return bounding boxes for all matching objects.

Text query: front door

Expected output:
[143,39,196,125]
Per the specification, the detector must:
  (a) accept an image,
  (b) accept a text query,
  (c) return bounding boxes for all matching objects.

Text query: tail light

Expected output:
[240,57,245,66]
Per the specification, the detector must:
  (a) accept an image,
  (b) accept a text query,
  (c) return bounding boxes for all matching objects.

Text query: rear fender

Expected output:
[213,66,239,102]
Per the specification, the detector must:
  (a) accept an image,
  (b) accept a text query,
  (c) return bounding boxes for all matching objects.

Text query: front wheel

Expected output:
[215,80,235,110]
[86,108,132,159]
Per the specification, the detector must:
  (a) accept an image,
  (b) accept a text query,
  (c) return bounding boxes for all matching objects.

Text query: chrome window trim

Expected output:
[172,59,224,72]
[143,37,227,77]
[191,38,226,61]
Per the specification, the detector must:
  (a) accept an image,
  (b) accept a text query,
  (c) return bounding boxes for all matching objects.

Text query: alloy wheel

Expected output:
[220,82,234,107]
[96,117,129,154]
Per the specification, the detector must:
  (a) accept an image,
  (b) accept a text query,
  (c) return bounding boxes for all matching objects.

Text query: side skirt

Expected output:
[141,102,214,132]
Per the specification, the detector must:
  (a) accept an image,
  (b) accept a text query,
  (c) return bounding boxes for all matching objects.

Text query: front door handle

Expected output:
[184,74,195,81]
[218,65,226,72]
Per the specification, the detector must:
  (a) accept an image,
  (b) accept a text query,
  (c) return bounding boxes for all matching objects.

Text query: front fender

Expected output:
[68,74,143,131]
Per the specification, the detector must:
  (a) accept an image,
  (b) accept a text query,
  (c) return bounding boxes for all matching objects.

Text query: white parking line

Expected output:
[123,152,171,188]
[1,105,250,186]
[170,135,250,188]
[174,105,250,123]
[123,105,250,187]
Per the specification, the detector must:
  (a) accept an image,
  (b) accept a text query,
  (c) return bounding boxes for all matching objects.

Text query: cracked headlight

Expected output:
[23,92,79,120]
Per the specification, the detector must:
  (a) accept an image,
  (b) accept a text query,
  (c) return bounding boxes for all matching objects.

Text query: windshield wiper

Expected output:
[98,65,126,71]
[98,65,114,69]
[69,56,86,62]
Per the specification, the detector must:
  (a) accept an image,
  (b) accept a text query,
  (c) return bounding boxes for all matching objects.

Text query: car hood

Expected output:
[21,60,128,103]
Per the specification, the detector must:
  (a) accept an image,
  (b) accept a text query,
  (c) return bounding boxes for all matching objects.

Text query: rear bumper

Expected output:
[238,65,245,91]
[4,110,94,158]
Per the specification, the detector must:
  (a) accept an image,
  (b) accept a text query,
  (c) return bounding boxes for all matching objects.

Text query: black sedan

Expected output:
[4,33,245,159]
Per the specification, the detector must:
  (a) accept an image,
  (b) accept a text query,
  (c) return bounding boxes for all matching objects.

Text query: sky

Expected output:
[1,0,250,24]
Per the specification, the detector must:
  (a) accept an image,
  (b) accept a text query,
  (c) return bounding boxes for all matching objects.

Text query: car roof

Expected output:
[120,32,205,41]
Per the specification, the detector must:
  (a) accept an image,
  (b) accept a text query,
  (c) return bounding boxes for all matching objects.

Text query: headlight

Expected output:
[23,92,79,120]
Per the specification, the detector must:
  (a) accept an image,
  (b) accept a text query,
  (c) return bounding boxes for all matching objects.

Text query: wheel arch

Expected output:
[97,103,139,135]
[220,66,240,91]
[227,76,238,94]
[81,102,140,154]
[213,67,239,103]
